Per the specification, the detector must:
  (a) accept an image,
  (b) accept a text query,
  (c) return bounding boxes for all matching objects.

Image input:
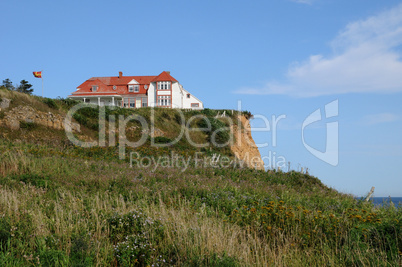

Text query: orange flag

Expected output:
[33,71,42,78]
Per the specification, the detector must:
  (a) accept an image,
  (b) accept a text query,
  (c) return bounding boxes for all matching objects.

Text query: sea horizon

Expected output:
[355,197,402,206]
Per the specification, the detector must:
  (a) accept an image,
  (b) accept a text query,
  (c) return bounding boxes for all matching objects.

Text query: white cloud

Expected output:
[237,4,402,97]
[363,113,399,125]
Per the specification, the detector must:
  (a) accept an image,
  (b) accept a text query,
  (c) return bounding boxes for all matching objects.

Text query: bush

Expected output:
[242,110,253,120]
[11,174,52,188]
[73,113,99,131]
[19,121,37,130]
[42,98,58,109]
[201,108,218,117]
[197,117,231,146]
[77,106,99,119]
[153,136,172,144]
[57,97,79,108]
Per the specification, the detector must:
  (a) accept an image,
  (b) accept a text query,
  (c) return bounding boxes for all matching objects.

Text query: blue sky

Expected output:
[1,0,401,196]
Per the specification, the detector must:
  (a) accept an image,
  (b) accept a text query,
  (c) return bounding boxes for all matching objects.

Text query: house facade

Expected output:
[69,71,203,109]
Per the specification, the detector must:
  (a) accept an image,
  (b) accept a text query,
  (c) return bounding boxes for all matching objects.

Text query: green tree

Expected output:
[17,80,34,95]
[2,78,14,90]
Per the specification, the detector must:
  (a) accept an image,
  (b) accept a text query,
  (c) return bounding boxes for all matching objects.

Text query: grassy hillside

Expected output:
[0,88,401,266]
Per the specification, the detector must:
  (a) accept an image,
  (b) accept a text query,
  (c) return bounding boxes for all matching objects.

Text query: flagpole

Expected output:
[41,70,43,98]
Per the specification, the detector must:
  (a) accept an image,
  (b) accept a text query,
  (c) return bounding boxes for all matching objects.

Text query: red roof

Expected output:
[151,71,178,83]
[71,72,178,96]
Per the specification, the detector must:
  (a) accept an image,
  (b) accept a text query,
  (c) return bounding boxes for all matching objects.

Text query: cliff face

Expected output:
[0,99,80,132]
[230,115,265,170]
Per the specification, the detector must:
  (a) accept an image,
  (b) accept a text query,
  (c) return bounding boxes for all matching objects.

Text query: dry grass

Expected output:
[0,100,400,266]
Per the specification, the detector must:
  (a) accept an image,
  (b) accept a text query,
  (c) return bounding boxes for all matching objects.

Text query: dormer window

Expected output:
[158,81,171,90]
[91,86,98,92]
[129,85,139,92]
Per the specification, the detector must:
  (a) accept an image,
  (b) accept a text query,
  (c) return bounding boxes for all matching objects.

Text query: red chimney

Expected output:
[119,71,123,78]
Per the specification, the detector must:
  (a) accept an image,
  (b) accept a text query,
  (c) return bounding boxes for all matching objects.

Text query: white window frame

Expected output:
[134,85,139,92]
[157,95,171,106]
[92,86,98,92]
[129,98,135,108]
[158,81,171,90]
[142,98,148,107]
[191,103,199,108]
[128,85,134,92]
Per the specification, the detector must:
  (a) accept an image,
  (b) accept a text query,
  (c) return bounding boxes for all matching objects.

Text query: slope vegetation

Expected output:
[0,87,401,266]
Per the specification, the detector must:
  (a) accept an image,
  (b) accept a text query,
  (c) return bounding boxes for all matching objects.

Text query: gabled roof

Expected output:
[151,71,178,83]
[71,72,178,96]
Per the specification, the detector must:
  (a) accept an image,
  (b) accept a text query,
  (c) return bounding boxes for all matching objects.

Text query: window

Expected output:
[84,99,90,103]
[91,86,98,92]
[187,93,190,98]
[129,98,135,108]
[191,103,199,108]
[157,95,171,106]
[134,85,139,92]
[142,98,148,107]
[128,85,134,92]
[158,81,171,90]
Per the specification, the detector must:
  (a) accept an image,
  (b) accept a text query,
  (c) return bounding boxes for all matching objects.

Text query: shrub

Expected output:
[57,97,79,108]
[19,121,37,130]
[174,112,184,125]
[76,106,99,119]
[42,98,58,109]
[153,136,172,144]
[73,113,99,131]
[11,174,52,188]
[201,108,216,117]
[197,117,231,146]
[242,110,253,119]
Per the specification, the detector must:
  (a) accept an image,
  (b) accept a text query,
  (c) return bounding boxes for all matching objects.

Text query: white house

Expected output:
[69,71,203,109]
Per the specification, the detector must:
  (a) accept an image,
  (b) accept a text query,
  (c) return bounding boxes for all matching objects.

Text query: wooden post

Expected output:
[365,187,375,202]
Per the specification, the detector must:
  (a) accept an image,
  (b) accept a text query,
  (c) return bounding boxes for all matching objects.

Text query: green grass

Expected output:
[0,138,401,266]
[0,90,400,265]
